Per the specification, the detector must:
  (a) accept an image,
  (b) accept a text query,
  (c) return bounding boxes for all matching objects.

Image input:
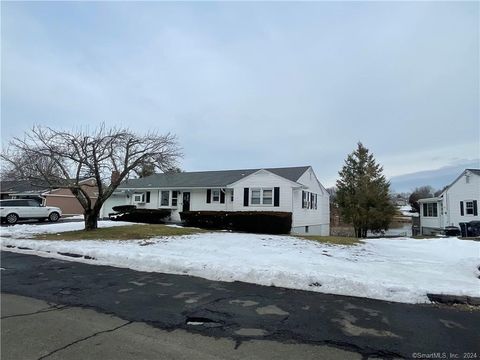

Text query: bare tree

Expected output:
[1,125,182,230]
[408,185,435,213]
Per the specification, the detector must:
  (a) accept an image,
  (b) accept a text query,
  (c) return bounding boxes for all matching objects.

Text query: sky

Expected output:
[1,1,479,190]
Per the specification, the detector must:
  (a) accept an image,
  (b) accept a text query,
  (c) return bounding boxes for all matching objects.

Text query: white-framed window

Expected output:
[250,188,273,206]
[161,191,170,206]
[171,191,178,207]
[302,191,318,210]
[263,189,273,205]
[423,203,438,217]
[466,201,474,215]
[133,193,145,203]
[212,189,220,202]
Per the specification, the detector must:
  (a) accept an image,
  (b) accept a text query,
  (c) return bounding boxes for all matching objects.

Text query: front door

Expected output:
[182,192,190,212]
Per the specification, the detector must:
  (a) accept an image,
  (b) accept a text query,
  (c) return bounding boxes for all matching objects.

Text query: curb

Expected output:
[427,293,480,306]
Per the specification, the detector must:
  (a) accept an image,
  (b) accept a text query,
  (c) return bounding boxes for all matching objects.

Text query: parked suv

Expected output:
[0,199,62,225]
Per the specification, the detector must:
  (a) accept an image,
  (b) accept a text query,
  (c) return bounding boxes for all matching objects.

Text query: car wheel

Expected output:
[6,213,19,225]
[48,212,60,222]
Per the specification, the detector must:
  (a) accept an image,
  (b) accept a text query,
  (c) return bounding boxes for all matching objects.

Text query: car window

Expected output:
[27,200,40,207]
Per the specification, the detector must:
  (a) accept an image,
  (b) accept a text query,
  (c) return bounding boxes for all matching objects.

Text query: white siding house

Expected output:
[418,169,480,235]
[101,166,330,235]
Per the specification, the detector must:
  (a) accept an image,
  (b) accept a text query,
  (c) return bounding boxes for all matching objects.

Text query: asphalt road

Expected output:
[1,251,479,359]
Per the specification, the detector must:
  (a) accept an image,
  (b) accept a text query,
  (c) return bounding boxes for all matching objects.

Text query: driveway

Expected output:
[2,251,479,359]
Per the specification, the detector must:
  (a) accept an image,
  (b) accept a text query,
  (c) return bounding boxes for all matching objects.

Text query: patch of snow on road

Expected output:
[1,222,479,303]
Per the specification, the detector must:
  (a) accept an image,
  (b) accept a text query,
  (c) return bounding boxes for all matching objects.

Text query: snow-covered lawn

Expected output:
[1,221,479,304]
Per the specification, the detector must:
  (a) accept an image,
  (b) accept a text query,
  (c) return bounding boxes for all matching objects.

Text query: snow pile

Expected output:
[1,222,479,303]
[0,220,135,239]
[398,205,419,217]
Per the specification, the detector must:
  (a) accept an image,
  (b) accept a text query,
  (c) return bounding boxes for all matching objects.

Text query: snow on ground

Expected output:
[398,205,419,217]
[0,220,135,239]
[1,222,479,304]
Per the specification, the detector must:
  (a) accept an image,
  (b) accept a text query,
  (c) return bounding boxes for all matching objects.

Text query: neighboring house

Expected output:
[101,166,330,235]
[418,169,480,235]
[0,178,98,216]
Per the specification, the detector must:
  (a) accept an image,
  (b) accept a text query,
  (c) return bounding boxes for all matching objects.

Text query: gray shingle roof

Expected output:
[118,166,310,189]
[466,169,480,176]
[0,180,49,194]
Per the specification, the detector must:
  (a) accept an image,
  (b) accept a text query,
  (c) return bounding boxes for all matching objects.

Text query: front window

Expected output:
[133,193,145,203]
[161,191,170,206]
[251,188,273,206]
[171,191,178,207]
[423,203,438,217]
[251,189,261,205]
[212,189,220,202]
[263,189,273,205]
[466,201,474,215]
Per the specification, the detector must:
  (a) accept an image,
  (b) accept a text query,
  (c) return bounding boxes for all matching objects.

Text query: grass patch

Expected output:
[35,224,205,241]
[297,235,361,246]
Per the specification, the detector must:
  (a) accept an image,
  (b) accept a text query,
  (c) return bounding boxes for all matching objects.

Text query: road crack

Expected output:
[1,305,69,319]
[37,321,133,360]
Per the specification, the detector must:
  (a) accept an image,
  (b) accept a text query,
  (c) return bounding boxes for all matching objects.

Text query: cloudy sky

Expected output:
[1,1,478,189]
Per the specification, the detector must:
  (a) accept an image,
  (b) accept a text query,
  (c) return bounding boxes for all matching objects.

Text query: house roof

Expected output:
[0,180,50,194]
[118,166,311,189]
[466,168,480,176]
[439,168,480,197]
[0,178,96,195]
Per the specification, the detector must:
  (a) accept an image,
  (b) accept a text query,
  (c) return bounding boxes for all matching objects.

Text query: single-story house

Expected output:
[0,178,98,216]
[101,166,330,235]
[418,169,479,235]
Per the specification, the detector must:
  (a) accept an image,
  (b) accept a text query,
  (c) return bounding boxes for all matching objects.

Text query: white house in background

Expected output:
[418,169,480,235]
[101,166,330,235]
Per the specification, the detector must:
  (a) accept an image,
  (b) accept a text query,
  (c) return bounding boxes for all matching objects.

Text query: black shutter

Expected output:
[243,188,249,206]
[274,187,280,207]
[474,200,478,216]
[460,201,464,216]
[302,191,305,209]
[220,190,225,204]
[423,203,427,216]
[146,191,151,203]
[206,189,211,203]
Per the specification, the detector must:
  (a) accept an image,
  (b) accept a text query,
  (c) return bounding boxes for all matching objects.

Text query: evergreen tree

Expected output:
[336,143,396,238]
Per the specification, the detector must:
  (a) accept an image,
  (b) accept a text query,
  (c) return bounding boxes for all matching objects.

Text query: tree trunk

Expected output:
[84,210,98,231]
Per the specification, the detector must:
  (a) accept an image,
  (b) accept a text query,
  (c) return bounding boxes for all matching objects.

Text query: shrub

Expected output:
[110,208,171,224]
[179,211,292,234]
[112,205,137,213]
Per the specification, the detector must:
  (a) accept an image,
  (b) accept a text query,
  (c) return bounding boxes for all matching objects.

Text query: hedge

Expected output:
[110,208,171,224]
[179,211,292,234]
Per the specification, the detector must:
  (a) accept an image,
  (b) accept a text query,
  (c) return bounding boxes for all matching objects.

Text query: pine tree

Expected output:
[336,143,396,238]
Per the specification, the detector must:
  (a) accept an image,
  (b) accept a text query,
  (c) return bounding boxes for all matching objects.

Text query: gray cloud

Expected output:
[1,2,478,187]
